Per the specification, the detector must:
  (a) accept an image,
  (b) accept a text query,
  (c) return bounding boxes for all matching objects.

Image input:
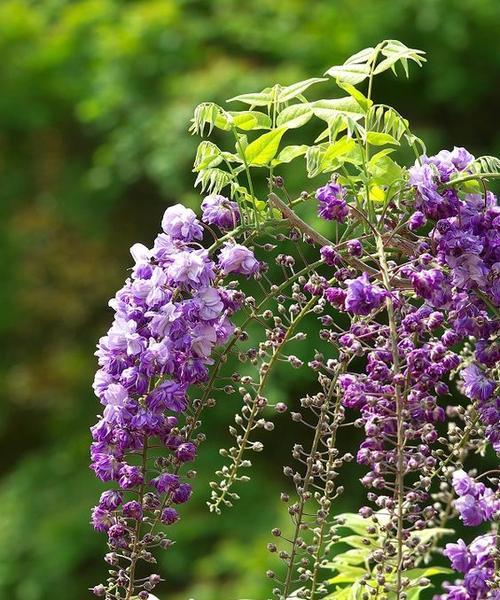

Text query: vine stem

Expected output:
[376,234,405,600]
[441,171,500,187]
[125,436,148,600]
[282,374,340,599]
[309,375,344,600]
[211,293,321,513]
[269,193,379,276]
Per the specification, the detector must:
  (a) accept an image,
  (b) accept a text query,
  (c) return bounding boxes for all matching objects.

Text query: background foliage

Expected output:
[0,1,499,599]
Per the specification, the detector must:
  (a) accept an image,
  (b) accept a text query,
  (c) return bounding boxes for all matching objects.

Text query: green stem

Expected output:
[441,172,500,187]
[282,372,340,598]
[232,125,260,228]
[211,293,320,513]
[125,437,148,600]
[376,234,405,600]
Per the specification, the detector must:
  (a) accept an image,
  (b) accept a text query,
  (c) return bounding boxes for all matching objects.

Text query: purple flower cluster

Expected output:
[409,147,474,220]
[90,202,256,597]
[324,271,387,316]
[201,194,240,230]
[315,181,349,222]
[337,310,458,492]
[439,534,497,600]
[408,149,499,452]
[451,470,499,527]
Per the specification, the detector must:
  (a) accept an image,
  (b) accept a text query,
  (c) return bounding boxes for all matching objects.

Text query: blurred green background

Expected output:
[0,1,499,599]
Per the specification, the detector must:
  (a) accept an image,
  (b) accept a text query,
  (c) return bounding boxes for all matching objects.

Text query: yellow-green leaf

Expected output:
[311,98,364,122]
[328,567,366,585]
[272,145,308,165]
[366,132,400,146]
[337,80,372,112]
[276,104,313,129]
[230,111,272,130]
[325,63,370,85]
[228,88,274,106]
[278,77,327,102]
[244,128,286,165]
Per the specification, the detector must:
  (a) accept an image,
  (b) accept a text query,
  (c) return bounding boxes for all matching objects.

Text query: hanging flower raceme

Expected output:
[88,41,500,600]
[89,201,259,598]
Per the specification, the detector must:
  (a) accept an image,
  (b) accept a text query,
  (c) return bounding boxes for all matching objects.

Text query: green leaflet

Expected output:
[373,40,426,77]
[310,97,365,122]
[403,566,454,579]
[366,131,400,146]
[276,104,314,129]
[272,145,309,165]
[277,77,327,102]
[229,111,272,131]
[190,102,231,135]
[325,63,370,85]
[368,155,404,186]
[335,513,376,535]
[193,141,223,172]
[336,80,372,112]
[243,128,286,165]
[228,88,275,106]
[328,566,366,585]
[194,167,233,195]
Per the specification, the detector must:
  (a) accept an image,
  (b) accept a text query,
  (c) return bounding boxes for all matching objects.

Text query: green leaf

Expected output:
[403,566,454,580]
[194,167,233,194]
[369,148,396,164]
[404,586,431,600]
[243,128,286,165]
[306,145,326,178]
[326,548,368,568]
[193,141,223,171]
[190,102,231,135]
[341,535,374,549]
[328,566,366,584]
[325,63,370,85]
[335,513,371,535]
[230,111,272,130]
[278,77,327,102]
[324,587,352,600]
[310,98,364,122]
[228,88,274,106]
[409,527,455,545]
[373,40,426,77]
[344,46,376,65]
[368,155,403,185]
[276,104,313,129]
[366,131,400,146]
[336,80,372,112]
[272,145,309,165]
[322,137,356,165]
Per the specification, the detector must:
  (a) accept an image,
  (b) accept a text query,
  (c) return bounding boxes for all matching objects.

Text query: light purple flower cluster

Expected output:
[90,202,257,597]
[201,194,240,230]
[315,180,349,222]
[451,470,499,527]
[440,534,497,600]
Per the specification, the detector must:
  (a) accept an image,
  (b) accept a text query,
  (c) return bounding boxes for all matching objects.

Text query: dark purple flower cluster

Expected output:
[407,155,499,452]
[440,534,497,600]
[336,308,457,496]
[324,271,387,315]
[315,180,349,222]
[409,147,474,220]
[90,202,257,597]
